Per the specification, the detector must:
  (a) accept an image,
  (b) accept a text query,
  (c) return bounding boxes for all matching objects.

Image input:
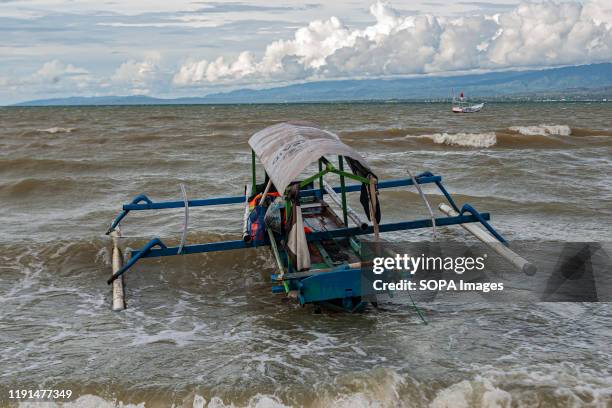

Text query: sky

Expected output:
[1,0,611,104]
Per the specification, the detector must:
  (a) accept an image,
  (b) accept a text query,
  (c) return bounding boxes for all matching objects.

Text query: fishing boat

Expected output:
[105,122,532,312]
[452,91,484,113]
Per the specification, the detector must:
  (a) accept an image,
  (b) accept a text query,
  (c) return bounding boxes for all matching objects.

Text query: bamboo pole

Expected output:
[242,184,252,242]
[259,179,273,204]
[439,203,536,275]
[110,229,126,311]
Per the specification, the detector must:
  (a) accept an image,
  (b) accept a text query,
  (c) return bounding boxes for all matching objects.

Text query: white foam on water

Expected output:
[18,395,145,408]
[193,395,207,408]
[431,378,512,408]
[410,132,497,148]
[203,394,289,408]
[0,246,45,302]
[508,124,572,136]
[17,394,289,408]
[129,322,209,347]
[12,361,612,407]
[463,362,612,407]
[315,368,406,408]
[35,127,76,134]
[285,330,340,359]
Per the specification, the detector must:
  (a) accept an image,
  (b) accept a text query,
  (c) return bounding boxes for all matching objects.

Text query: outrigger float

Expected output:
[106,122,533,312]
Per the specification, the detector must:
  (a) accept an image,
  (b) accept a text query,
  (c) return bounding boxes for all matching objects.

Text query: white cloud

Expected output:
[173,0,612,87]
[0,59,91,89]
[34,60,90,84]
[111,60,161,94]
[1,59,161,98]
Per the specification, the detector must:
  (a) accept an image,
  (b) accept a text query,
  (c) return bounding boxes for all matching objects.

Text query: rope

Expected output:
[408,169,437,240]
[407,290,428,324]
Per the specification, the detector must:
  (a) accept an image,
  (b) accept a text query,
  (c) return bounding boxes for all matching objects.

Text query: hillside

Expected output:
[12,63,612,106]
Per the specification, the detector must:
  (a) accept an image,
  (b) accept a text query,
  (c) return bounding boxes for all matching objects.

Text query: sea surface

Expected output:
[0,102,611,407]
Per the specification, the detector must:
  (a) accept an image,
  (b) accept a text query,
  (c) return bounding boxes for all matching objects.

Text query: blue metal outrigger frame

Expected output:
[106,171,506,306]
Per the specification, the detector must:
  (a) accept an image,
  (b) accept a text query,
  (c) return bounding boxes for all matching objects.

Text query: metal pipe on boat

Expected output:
[408,169,437,239]
[438,203,536,275]
[278,262,364,279]
[177,183,189,254]
[242,184,252,243]
[308,261,362,275]
[110,229,126,311]
[323,180,368,230]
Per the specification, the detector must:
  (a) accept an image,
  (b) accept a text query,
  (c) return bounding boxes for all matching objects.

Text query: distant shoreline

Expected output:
[7,63,612,107]
[4,99,610,108]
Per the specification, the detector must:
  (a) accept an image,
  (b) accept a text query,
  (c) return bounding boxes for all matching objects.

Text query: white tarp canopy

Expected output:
[248,121,372,194]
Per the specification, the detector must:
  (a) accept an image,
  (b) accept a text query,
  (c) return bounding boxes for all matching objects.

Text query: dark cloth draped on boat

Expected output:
[360,183,381,223]
[345,156,381,223]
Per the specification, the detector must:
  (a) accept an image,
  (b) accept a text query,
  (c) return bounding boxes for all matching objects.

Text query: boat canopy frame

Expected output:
[247,121,374,196]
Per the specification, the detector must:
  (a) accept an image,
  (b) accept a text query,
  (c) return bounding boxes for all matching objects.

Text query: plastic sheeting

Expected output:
[248,121,372,194]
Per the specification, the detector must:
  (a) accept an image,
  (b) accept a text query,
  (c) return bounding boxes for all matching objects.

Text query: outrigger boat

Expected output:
[452,91,484,113]
[106,122,533,312]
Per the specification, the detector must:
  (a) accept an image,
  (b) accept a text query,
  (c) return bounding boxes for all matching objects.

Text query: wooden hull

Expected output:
[269,193,369,312]
[106,168,510,315]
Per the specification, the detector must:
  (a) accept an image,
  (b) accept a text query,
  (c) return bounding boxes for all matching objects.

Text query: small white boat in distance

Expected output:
[452,102,484,113]
[452,91,484,113]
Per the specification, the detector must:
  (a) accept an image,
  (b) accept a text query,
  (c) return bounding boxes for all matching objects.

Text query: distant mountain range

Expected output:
[12,63,612,106]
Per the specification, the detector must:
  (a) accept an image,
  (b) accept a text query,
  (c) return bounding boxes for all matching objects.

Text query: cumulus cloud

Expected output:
[111,60,161,94]
[0,59,92,89]
[1,58,168,99]
[34,60,90,84]
[173,0,612,86]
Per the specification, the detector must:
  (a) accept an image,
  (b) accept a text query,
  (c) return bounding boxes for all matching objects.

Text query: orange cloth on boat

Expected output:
[248,192,280,210]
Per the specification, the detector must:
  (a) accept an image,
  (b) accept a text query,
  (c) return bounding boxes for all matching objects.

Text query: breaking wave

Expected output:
[16,362,612,407]
[342,124,612,149]
[508,124,571,136]
[35,126,75,134]
[18,395,145,408]
[410,132,497,148]
[371,125,612,149]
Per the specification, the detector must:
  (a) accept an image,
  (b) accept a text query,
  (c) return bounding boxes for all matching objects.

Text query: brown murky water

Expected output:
[0,102,611,407]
